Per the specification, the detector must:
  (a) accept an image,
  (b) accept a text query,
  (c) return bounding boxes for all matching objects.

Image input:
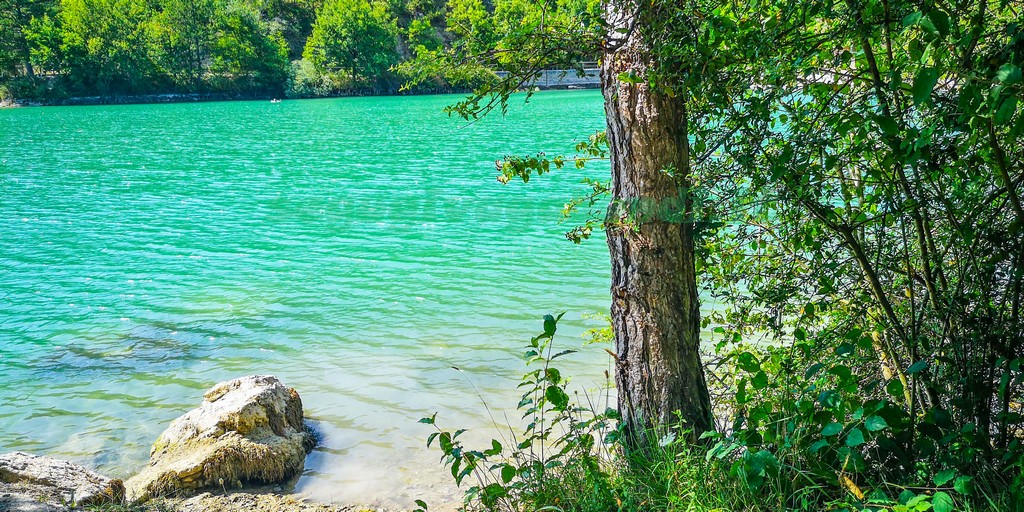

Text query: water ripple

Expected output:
[0,91,611,508]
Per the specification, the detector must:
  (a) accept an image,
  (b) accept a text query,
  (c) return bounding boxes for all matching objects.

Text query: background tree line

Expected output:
[0,0,598,100]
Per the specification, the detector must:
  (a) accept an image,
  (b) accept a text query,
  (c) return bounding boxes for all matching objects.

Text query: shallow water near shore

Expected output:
[0,91,614,508]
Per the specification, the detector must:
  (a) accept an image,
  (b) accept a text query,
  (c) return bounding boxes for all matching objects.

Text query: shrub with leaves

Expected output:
[417,313,620,511]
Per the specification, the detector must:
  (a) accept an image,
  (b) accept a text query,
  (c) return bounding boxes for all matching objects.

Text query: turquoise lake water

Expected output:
[0,90,614,507]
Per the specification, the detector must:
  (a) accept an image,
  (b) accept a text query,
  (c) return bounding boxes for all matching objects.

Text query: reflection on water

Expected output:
[0,91,612,508]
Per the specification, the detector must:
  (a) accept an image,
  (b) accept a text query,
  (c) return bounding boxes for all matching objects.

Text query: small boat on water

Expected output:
[270,98,282,103]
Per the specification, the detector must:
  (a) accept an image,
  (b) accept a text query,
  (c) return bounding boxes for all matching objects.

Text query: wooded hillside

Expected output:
[0,0,598,100]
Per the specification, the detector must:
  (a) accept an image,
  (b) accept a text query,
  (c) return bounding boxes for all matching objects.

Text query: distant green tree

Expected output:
[406,17,440,52]
[0,0,55,76]
[260,0,322,60]
[56,0,162,93]
[444,0,491,51]
[22,12,61,74]
[303,0,398,88]
[404,0,444,19]
[2,0,599,98]
[491,0,539,33]
[150,0,219,89]
[209,1,289,93]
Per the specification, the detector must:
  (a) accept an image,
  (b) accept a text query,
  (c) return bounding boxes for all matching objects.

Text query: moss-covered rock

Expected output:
[125,375,315,502]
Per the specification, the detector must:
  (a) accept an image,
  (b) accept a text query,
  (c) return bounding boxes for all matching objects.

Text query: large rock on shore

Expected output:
[0,451,125,507]
[125,375,315,501]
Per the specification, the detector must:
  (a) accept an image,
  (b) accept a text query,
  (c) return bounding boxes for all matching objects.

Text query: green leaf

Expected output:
[809,439,829,453]
[907,360,929,374]
[822,422,843,436]
[419,413,436,424]
[542,314,557,336]
[926,10,950,37]
[846,427,865,447]
[481,483,506,502]
[995,97,1018,126]
[545,385,569,410]
[865,415,889,432]
[550,349,576,359]
[618,71,642,84]
[907,493,930,507]
[450,455,461,481]
[737,351,760,372]
[899,489,916,504]
[484,439,502,456]
[545,367,561,384]
[953,475,974,495]
[887,378,905,398]
[439,431,453,452]
[752,371,769,389]
[877,116,898,136]
[901,12,922,26]
[933,468,955,486]
[932,491,954,512]
[829,364,852,382]
[500,464,516,484]
[912,68,939,105]
[818,389,840,408]
[996,64,1022,84]
[805,363,825,379]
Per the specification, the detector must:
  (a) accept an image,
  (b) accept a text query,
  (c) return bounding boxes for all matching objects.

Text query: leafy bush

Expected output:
[418,313,620,511]
[418,315,1022,511]
[286,59,344,98]
[0,75,70,102]
[707,334,1022,511]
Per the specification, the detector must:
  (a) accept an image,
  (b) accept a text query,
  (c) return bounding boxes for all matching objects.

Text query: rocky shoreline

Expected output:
[0,376,426,512]
[0,482,364,512]
[0,75,599,109]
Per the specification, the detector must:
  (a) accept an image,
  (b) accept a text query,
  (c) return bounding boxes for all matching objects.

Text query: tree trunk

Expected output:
[600,1,714,448]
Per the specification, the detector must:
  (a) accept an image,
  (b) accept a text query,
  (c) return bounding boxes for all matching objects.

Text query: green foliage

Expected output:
[286,57,340,97]
[2,0,603,98]
[668,1,1024,503]
[398,0,600,102]
[0,0,55,76]
[303,0,398,87]
[496,130,608,243]
[419,315,1022,511]
[406,17,440,52]
[413,0,1024,507]
[8,0,296,96]
[420,313,622,511]
[148,0,218,88]
[208,1,289,94]
[629,1,1024,504]
[55,0,163,94]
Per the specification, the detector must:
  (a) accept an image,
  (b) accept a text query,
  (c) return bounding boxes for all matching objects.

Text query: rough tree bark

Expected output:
[600,1,714,447]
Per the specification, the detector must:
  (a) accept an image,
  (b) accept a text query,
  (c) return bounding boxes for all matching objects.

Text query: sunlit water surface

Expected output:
[0,91,615,508]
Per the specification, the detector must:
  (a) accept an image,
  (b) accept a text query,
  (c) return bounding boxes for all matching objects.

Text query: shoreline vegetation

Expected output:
[0,78,596,108]
[0,0,600,107]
